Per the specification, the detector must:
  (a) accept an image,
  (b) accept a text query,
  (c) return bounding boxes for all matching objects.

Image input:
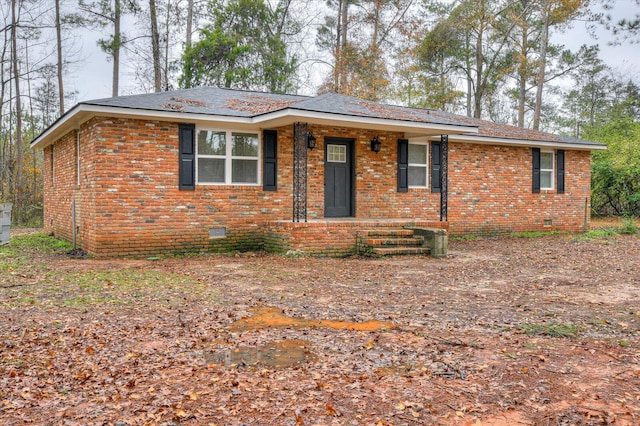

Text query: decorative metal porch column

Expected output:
[293,122,309,222]
[440,135,449,222]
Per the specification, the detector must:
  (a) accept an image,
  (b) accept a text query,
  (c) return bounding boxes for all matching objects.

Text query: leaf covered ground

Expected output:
[1,221,639,425]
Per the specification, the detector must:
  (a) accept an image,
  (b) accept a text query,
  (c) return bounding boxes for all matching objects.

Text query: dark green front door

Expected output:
[324,138,354,217]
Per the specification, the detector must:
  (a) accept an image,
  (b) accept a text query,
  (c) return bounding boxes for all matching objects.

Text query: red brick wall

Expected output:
[42,116,592,257]
[43,131,77,243]
[447,143,591,236]
[307,126,441,219]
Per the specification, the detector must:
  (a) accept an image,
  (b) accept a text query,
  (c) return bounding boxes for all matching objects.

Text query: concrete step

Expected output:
[365,237,423,246]
[372,247,431,256]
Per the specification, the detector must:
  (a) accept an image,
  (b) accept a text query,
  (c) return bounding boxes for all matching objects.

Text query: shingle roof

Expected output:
[287,93,466,127]
[425,109,604,146]
[83,86,309,117]
[33,86,604,150]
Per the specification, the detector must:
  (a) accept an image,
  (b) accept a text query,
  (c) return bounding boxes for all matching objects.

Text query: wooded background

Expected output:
[1,0,638,226]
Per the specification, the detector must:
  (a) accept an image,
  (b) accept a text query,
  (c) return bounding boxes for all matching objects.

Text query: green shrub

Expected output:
[619,217,639,235]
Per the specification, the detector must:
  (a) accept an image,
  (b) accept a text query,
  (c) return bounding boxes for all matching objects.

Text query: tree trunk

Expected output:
[163,0,171,90]
[368,1,381,100]
[533,6,549,131]
[11,0,23,222]
[186,0,193,49]
[465,33,472,117]
[517,25,528,127]
[0,27,8,201]
[183,0,194,88]
[112,0,121,97]
[474,23,484,119]
[338,0,349,92]
[55,0,64,114]
[149,0,161,92]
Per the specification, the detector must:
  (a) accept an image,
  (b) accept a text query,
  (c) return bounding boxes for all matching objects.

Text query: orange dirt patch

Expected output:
[231,306,394,332]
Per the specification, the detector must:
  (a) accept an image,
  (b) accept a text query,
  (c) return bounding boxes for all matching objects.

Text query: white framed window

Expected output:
[197,129,259,185]
[540,151,554,190]
[327,144,346,163]
[408,142,428,187]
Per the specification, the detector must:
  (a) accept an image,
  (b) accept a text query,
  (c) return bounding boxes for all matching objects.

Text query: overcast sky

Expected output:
[69,2,639,104]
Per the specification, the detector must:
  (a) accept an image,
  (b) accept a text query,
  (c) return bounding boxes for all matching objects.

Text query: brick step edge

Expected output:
[365,237,423,246]
[356,229,414,237]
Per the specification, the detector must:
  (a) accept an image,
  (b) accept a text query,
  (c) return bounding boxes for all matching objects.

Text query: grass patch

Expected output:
[451,234,482,241]
[2,269,219,309]
[8,233,72,253]
[575,229,619,241]
[55,269,218,307]
[519,322,578,338]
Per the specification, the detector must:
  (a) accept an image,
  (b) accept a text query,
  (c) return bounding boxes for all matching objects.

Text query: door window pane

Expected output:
[327,145,346,163]
[198,131,226,155]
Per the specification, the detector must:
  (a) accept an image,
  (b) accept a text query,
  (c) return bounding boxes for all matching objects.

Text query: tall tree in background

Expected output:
[78,0,140,97]
[182,0,194,87]
[532,0,587,130]
[419,0,521,119]
[149,0,161,92]
[55,0,65,114]
[180,0,298,93]
[11,0,24,222]
[317,0,414,101]
[506,0,595,129]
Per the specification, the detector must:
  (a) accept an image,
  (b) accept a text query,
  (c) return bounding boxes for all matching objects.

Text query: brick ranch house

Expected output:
[31,87,605,258]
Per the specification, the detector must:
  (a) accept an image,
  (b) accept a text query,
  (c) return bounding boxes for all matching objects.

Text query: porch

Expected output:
[262,219,448,258]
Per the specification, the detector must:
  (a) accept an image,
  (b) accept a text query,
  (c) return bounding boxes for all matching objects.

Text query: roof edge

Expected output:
[438,134,606,150]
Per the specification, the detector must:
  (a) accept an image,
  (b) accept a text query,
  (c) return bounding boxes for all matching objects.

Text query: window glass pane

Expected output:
[232,159,258,183]
[408,144,427,164]
[198,158,225,183]
[327,145,346,163]
[541,171,552,189]
[198,131,226,155]
[541,152,553,169]
[408,166,427,187]
[232,133,259,157]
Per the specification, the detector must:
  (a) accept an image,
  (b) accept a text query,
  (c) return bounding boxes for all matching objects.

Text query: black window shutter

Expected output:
[532,148,541,194]
[431,142,441,193]
[398,139,409,192]
[263,130,277,191]
[557,149,565,194]
[179,124,195,190]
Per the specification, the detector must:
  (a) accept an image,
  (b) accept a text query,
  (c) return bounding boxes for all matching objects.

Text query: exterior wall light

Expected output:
[307,132,317,150]
[370,136,381,153]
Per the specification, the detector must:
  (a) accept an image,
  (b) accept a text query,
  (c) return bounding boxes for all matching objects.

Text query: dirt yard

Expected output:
[1,220,639,425]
